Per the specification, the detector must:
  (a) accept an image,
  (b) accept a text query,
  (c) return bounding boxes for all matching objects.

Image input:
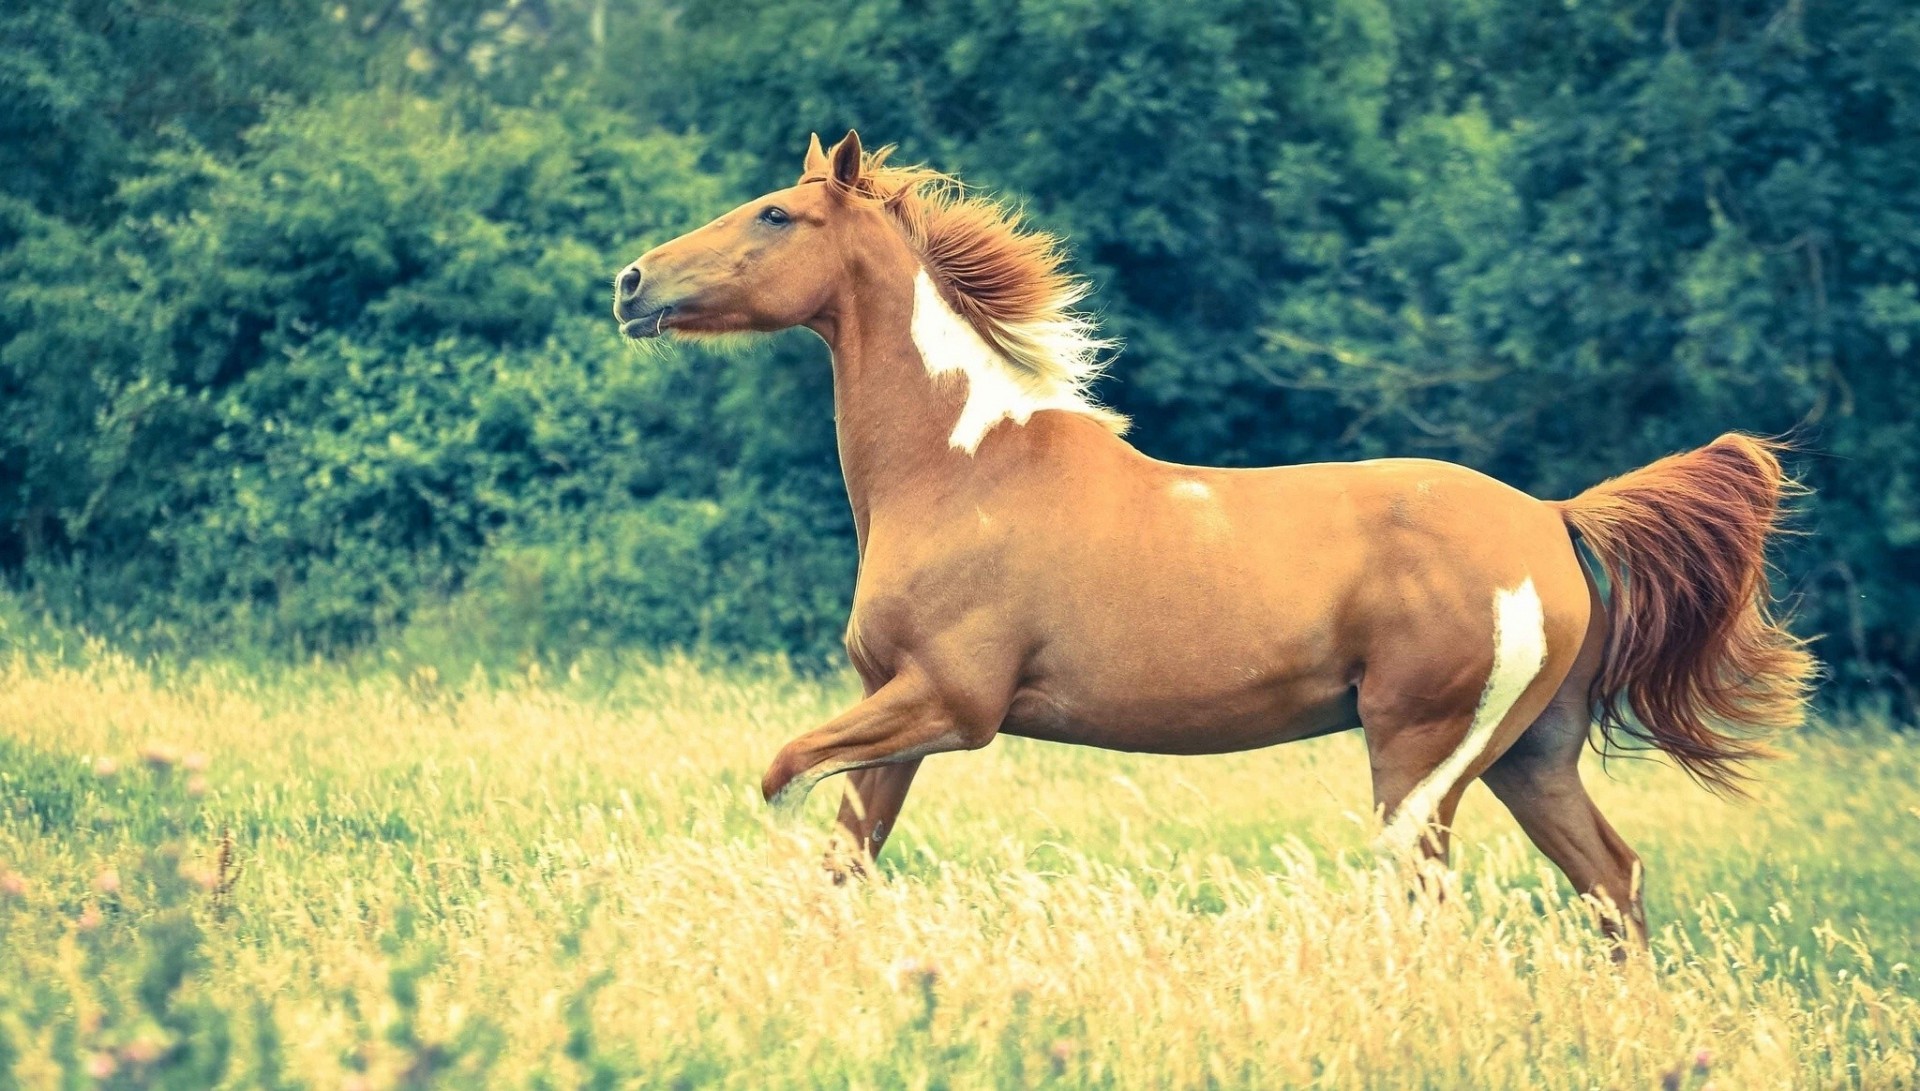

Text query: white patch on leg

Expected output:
[1380,577,1548,854]
[909,269,1101,455]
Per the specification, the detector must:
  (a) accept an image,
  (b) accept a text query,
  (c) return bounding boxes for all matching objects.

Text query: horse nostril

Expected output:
[617,266,643,301]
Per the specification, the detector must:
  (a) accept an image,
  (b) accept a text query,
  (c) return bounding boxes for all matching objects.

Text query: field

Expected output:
[0,644,1916,1089]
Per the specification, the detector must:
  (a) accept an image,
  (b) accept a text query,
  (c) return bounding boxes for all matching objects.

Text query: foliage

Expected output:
[3,86,851,664]
[1,0,1917,704]
[1257,0,1920,704]
[0,646,1916,1086]
[620,0,1920,709]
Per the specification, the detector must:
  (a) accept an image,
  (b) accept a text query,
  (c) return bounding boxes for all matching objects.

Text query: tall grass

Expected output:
[0,643,1914,1088]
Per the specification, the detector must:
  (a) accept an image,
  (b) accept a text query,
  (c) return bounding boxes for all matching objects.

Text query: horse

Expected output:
[612,130,1815,944]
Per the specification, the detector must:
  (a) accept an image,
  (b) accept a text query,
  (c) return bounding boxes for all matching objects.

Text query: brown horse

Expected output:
[613,131,1815,943]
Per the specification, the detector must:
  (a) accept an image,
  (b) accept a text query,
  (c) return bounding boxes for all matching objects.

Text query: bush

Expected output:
[4,91,854,664]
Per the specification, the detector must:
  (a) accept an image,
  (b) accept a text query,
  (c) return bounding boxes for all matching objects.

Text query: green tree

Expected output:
[2,0,1916,706]
[617,0,1920,709]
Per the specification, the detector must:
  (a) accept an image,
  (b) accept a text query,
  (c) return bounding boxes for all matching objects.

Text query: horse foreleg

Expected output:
[835,760,924,862]
[761,669,983,815]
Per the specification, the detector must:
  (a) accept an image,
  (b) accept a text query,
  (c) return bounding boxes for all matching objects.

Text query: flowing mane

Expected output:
[807,148,1128,434]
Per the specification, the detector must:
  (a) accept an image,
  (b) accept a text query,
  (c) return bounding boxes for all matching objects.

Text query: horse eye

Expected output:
[759,206,791,226]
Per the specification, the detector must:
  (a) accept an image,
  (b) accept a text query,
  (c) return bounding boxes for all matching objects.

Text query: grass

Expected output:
[0,641,1915,1089]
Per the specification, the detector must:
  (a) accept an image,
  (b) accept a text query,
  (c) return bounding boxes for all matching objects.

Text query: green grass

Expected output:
[0,645,1915,1088]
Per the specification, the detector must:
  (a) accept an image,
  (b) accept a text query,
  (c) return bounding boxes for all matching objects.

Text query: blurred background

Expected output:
[0,0,1914,715]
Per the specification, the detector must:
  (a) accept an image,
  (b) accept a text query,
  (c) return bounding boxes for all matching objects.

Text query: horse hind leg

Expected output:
[1366,718,1478,869]
[1364,578,1559,870]
[1480,688,1647,953]
[1478,562,1647,952]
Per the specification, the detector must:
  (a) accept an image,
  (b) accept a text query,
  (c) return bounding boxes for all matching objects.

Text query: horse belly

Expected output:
[998,669,1359,756]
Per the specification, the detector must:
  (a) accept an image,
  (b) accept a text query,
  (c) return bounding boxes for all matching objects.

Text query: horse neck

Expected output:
[816,245,1134,550]
[815,259,997,545]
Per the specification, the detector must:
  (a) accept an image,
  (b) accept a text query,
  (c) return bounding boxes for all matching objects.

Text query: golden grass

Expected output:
[0,648,1915,1088]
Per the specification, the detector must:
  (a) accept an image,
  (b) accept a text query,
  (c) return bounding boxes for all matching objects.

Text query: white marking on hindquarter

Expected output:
[909,269,1098,455]
[1379,577,1547,854]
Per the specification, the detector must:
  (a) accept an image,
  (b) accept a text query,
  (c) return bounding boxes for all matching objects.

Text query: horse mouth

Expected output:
[619,308,674,340]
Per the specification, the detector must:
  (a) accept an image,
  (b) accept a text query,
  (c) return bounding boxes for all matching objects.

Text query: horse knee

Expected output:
[761,743,814,805]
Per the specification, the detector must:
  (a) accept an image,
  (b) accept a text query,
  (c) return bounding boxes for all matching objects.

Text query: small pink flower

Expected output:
[1694,1048,1714,1072]
[76,906,104,931]
[182,751,211,773]
[120,1036,164,1064]
[186,775,210,798]
[1048,1038,1080,1074]
[180,864,219,892]
[84,1052,116,1079]
[92,870,120,895]
[0,872,26,899]
[92,757,119,778]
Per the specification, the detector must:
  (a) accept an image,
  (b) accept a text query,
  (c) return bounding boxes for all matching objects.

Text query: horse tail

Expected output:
[1554,433,1817,793]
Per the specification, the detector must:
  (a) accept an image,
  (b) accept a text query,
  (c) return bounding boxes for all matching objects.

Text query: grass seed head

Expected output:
[141,741,181,770]
[886,956,941,992]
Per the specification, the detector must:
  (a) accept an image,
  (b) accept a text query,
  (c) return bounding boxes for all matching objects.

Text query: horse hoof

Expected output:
[823,848,869,885]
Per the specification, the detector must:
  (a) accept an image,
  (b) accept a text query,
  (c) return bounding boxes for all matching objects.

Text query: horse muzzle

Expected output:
[614,259,685,339]
[617,305,674,339]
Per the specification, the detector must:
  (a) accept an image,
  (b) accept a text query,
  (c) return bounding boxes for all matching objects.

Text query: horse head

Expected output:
[613,131,886,341]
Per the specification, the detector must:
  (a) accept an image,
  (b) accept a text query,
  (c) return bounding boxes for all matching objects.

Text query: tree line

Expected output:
[2,0,1915,715]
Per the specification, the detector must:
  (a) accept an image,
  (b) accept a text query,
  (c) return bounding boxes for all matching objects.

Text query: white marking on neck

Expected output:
[909,268,1097,455]
[1379,577,1547,855]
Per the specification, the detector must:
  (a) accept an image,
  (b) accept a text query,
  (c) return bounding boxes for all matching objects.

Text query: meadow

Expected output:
[0,640,1915,1089]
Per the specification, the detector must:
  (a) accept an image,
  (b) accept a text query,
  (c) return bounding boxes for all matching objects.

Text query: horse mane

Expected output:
[807,147,1128,434]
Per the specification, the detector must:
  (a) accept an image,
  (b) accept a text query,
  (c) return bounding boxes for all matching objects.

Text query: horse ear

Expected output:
[803,132,828,178]
[829,130,864,190]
